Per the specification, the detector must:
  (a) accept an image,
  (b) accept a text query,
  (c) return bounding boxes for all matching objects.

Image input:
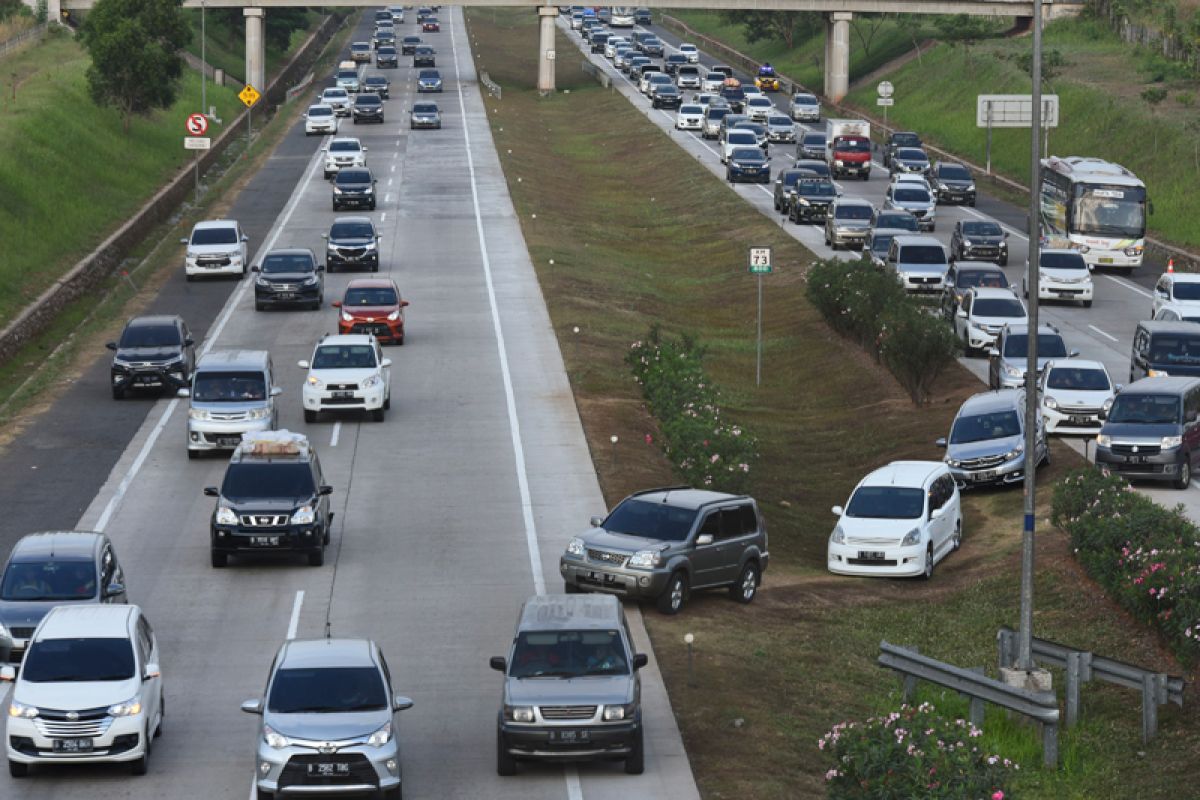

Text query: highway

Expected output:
[0,9,699,799]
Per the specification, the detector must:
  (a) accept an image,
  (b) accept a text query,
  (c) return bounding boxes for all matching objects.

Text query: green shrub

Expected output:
[819,702,1018,799]
[879,305,962,404]
[626,325,758,493]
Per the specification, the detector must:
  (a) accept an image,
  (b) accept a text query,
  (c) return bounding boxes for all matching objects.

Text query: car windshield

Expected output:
[419,70,439,79]
[836,205,872,220]
[336,169,371,184]
[878,213,918,231]
[893,133,921,147]
[0,559,96,601]
[193,371,267,402]
[959,270,1009,289]
[308,106,332,117]
[845,486,925,519]
[329,141,360,153]
[798,181,837,197]
[680,105,703,115]
[706,72,724,80]
[365,78,386,86]
[355,96,381,106]
[732,149,765,162]
[330,222,374,239]
[973,298,1026,318]
[1107,394,1180,424]
[836,139,871,153]
[191,227,237,245]
[869,235,895,257]
[120,323,179,348]
[312,344,377,370]
[1150,334,1200,364]
[221,462,315,501]
[749,97,770,106]
[768,116,791,126]
[897,148,927,161]
[344,287,398,306]
[603,498,697,542]
[413,103,438,113]
[794,95,817,105]
[1047,367,1109,391]
[22,638,135,682]
[962,221,1001,237]
[1173,283,1200,300]
[268,667,388,713]
[1041,253,1087,271]
[803,134,825,146]
[939,164,971,180]
[901,245,946,265]
[509,630,630,678]
[950,410,1021,444]
[727,133,756,145]
[1002,334,1068,358]
[323,90,347,99]
[894,188,931,203]
[706,108,728,120]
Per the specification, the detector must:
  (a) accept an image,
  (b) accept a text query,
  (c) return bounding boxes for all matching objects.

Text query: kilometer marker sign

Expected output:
[186,113,209,136]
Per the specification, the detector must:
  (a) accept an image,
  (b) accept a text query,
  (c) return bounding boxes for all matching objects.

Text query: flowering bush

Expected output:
[626,325,757,493]
[1052,467,1200,661]
[819,702,1017,800]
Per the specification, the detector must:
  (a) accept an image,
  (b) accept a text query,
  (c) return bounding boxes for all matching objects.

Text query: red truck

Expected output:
[825,118,872,180]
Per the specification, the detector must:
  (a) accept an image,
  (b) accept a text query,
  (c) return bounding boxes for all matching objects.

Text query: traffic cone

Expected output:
[1168,258,1175,273]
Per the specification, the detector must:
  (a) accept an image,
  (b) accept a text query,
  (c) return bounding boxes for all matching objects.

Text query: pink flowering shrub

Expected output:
[819,702,1017,799]
[626,325,757,493]
[1052,468,1200,661]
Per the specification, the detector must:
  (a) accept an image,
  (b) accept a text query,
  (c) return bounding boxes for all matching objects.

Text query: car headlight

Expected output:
[112,357,132,368]
[361,374,382,389]
[367,721,393,747]
[1162,435,1183,449]
[602,703,635,721]
[967,183,976,191]
[264,724,290,749]
[1044,396,1059,410]
[999,241,1009,250]
[947,458,962,468]
[256,276,270,286]
[1096,434,1112,447]
[1003,363,1024,378]
[1102,396,1115,413]
[302,275,319,286]
[8,701,38,719]
[229,254,243,265]
[834,159,844,166]
[900,528,921,547]
[186,250,200,261]
[333,187,344,195]
[627,549,660,569]
[1077,244,1090,254]
[961,239,973,248]
[307,375,325,388]
[1148,369,1169,378]
[798,198,811,206]
[1124,246,1142,257]
[216,506,238,526]
[830,525,845,544]
[504,705,535,723]
[189,408,211,420]
[107,698,143,717]
[566,537,585,557]
[341,310,354,323]
[1004,444,1025,462]
[387,309,401,321]
[363,240,377,250]
[247,406,270,420]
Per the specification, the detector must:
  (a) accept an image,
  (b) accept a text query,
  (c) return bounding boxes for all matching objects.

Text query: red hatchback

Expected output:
[332,277,409,344]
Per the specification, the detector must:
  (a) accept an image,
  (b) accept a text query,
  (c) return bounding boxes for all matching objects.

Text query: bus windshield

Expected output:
[1072,184,1146,239]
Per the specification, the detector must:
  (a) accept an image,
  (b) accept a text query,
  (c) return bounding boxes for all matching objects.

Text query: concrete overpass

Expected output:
[49,0,1085,101]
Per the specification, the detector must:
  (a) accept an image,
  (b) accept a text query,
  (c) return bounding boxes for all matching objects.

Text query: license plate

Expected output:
[215,435,242,447]
[277,293,295,300]
[972,470,997,481]
[307,762,351,776]
[332,391,354,399]
[1099,257,1114,264]
[53,738,93,753]
[1068,415,1093,424]
[549,729,589,743]
[858,551,885,561]
[1129,456,1148,464]
[250,536,279,546]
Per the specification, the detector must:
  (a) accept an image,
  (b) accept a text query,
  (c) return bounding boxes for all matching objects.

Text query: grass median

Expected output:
[466,8,1200,798]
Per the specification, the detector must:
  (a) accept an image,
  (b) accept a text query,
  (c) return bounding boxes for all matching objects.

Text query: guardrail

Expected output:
[580,59,611,89]
[997,627,1184,743]
[480,70,502,100]
[0,22,48,58]
[879,640,1060,767]
[285,71,315,103]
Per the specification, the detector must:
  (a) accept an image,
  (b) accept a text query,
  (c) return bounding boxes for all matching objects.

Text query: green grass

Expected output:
[181,9,321,83]
[468,8,1200,799]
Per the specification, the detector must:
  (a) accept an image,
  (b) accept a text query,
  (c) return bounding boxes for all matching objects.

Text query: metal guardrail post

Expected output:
[1043,719,1059,768]
[1142,673,1159,744]
[968,666,986,728]
[997,628,1015,673]
[1065,650,1088,727]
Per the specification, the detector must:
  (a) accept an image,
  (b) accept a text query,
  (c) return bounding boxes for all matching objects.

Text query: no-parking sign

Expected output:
[186,113,209,136]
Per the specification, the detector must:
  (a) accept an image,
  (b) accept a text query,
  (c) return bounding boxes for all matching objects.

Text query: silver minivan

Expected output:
[180,350,281,457]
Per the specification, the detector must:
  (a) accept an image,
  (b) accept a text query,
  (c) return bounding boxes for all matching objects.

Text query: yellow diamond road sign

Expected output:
[239,84,261,108]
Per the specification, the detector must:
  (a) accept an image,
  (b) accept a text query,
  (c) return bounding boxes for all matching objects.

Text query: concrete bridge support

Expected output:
[537,5,556,93]
[244,7,266,92]
[823,11,851,103]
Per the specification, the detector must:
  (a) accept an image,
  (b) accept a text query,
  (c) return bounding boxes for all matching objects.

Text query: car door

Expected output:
[137,614,163,733]
[713,504,755,584]
[1131,327,1148,381]
[926,476,951,554]
[1183,388,1200,468]
[956,292,972,339]
[1153,277,1170,316]
[688,511,727,588]
[180,320,196,376]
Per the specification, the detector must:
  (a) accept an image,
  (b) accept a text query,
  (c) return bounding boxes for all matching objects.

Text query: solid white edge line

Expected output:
[566,765,584,800]
[1104,273,1153,299]
[287,589,305,640]
[1087,324,1119,343]
[449,10,545,600]
[94,398,180,533]
[330,420,342,447]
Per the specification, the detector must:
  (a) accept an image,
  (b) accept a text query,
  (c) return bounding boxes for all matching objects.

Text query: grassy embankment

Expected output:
[466,8,1200,799]
[181,8,323,83]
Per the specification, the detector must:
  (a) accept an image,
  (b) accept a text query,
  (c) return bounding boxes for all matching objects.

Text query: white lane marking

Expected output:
[1088,324,1119,343]
[287,590,305,640]
[566,766,584,800]
[381,212,388,222]
[330,421,342,447]
[450,10,545,598]
[391,164,397,172]
[388,178,394,186]
[94,399,180,533]
[385,194,393,203]
[1104,274,1153,299]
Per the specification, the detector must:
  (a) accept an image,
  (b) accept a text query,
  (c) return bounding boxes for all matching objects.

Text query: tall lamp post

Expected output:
[201,0,207,117]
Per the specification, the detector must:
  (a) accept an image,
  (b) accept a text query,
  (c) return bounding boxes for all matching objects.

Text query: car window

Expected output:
[961,221,1001,236]
[509,630,629,678]
[262,253,314,274]
[893,188,931,203]
[1041,252,1088,270]
[959,270,1009,289]
[120,323,181,348]
[1002,334,1068,359]
[193,370,267,402]
[308,106,332,117]
[335,169,372,184]
[900,245,946,265]
[312,344,378,369]
[836,204,872,220]
[221,462,315,502]
[413,103,438,113]
[329,141,361,153]
[604,498,698,542]
[269,666,388,713]
[1046,367,1110,391]
[972,298,1025,318]
[330,221,375,238]
[938,164,971,180]
[717,508,746,540]
[344,287,398,306]
[1149,334,1200,363]
[191,227,238,246]
[22,637,136,682]
[950,410,1022,444]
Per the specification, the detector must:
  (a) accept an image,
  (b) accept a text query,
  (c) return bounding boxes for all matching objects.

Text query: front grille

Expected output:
[334,247,366,259]
[848,557,898,566]
[540,705,597,721]
[279,753,377,789]
[910,210,926,218]
[586,548,627,566]
[210,411,249,421]
[1111,462,1167,474]
[959,454,1007,470]
[268,283,298,292]
[36,707,112,738]
[327,383,359,391]
[846,537,898,546]
[324,397,364,405]
[908,276,939,285]
[239,514,290,528]
[197,256,231,266]
[1112,443,1161,457]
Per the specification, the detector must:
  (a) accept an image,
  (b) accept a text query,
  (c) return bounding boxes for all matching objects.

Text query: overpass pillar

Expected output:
[537,6,556,93]
[244,7,266,94]
[46,0,62,25]
[823,11,851,103]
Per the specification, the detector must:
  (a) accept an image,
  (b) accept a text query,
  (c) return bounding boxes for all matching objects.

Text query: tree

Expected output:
[933,14,999,66]
[717,10,819,50]
[851,13,888,58]
[266,8,311,52]
[79,0,190,133]
[1015,47,1068,91]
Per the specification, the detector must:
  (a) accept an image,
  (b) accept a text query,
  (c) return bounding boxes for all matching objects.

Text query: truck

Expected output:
[825,118,872,180]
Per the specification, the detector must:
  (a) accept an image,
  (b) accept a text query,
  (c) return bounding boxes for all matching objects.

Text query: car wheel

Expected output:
[922,544,934,580]
[370,201,377,210]
[130,728,149,775]
[211,550,227,568]
[998,257,1008,267]
[624,725,645,775]
[383,787,402,800]
[656,571,687,615]
[187,449,199,460]
[372,407,385,422]
[969,199,976,207]
[383,392,391,411]
[9,761,28,778]
[256,789,274,800]
[111,386,125,400]
[1176,460,1193,490]
[729,561,759,604]
[304,409,317,423]
[333,203,340,212]
[255,302,265,311]
[951,521,962,551]
[497,729,517,776]
[563,581,581,594]
[1084,299,1093,308]
[154,696,164,737]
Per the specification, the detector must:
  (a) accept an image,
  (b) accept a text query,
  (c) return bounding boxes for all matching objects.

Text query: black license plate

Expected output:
[215,435,242,447]
[857,551,885,561]
[332,391,354,399]
[53,738,93,753]
[276,292,295,300]
[307,762,351,777]
[549,729,589,743]
[971,470,998,482]
[1068,415,1093,424]
[1128,456,1148,464]
[250,536,279,546]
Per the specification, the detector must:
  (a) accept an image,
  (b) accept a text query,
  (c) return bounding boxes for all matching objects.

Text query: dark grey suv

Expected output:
[559,487,769,615]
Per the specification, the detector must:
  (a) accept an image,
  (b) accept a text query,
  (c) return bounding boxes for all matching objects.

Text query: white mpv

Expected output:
[299,334,391,423]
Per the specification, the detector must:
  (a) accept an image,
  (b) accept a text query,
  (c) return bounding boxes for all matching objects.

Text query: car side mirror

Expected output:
[251,266,260,273]
[831,505,844,516]
[393,694,414,712]
[935,437,947,448]
[319,485,334,496]
[929,506,945,520]
[241,698,264,715]
[204,487,219,497]
[400,300,410,307]
[298,360,311,369]
[633,653,649,670]
[362,147,369,152]
[695,533,714,546]
[106,342,118,351]
[270,386,283,397]
[177,387,191,398]
[1114,384,1123,393]
[317,264,325,272]
[103,581,125,598]
[179,237,190,245]
[1098,408,1108,421]
[987,347,999,358]
[143,663,161,680]
[185,338,195,347]
[331,300,342,308]
[242,235,249,243]
[590,515,603,527]
[489,656,507,672]
[1069,349,1080,358]
[0,665,14,682]
[380,358,393,368]
[956,308,968,318]
[321,233,329,239]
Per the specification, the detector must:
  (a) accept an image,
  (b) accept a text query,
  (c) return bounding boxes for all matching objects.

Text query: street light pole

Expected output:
[201,0,207,116]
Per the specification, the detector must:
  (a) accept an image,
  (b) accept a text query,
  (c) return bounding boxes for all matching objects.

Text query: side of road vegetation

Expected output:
[467,8,1200,799]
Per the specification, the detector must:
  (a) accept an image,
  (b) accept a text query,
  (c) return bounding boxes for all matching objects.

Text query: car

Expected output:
[716,113,749,140]
[789,91,820,122]
[422,16,440,32]
[718,84,745,113]
[940,261,1012,320]
[0,531,127,665]
[331,167,377,212]
[351,92,385,124]
[930,161,977,206]
[679,42,700,62]
[792,158,831,178]
[350,41,372,63]
[765,114,796,144]
[181,219,249,281]
[954,288,1028,356]
[664,53,688,75]
[2,604,163,776]
[883,130,922,168]
[1022,249,1094,307]
[720,130,759,164]
[242,638,413,798]
[868,208,919,237]
[1132,318,1200,381]
[375,45,399,68]
[732,120,769,149]
[373,27,395,48]
[710,64,734,80]
[490,594,649,776]
[824,197,874,249]
[641,36,663,56]
[388,4,404,23]
[299,335,392,423]
[634,7,651,24]
[889,172,932,192]
[614,48,637,69]
[988,323,1076,389]
[1095,377,1200,488]
[772,168,812,214]
[650,84,682,109]
[827,461,961,579]
[937,389,1047,488]
[797,131,826,160]
[745,95,774,123]
[1151,271,1200,320]
[885,235,949,294]
[559,487,768,614]
[625,56,650,77]
[883,180,936,232]
[890,147,931,177]
[320,86,352,116]
[788,176,838,224]
[590,32,611,53]
[107,314,196,398]
[416,68,443,92]
[204,432,334,566]
[1038,359,1117,435]
[604,37,627,58]
[362,74,391,99]
[410,101,442,129]
[675,64,701,89]
[700,107,729,139]
[252,248,324,311]
[182,350,281,455]
[323,216,380,273]
[640,71,671,96]
[323,136,367,179]
[333,277,409,344]
[951,219,1009,266]
[701,71,726,93]
[413,45,436,67]
[374,9,393,25]
[675,103,704,130]
[304,103,339,135]
[726,147,770,184]
[400,35,422,55]
[570,12,584,29]
[864,227,909,269]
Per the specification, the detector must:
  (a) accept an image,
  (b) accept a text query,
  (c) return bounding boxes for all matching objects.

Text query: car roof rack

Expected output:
[237,430,310,457]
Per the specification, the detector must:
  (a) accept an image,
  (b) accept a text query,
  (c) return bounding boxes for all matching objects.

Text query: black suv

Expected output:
[634,7,651,24]
[253,248,324,311]
[883,130,922,168]
[787,177,838,224]
[352,93,385,124]
[363,75,390,99]
[332,167,377,211]
[559,487,769,615]
[950,219,1009,266]
[204,434,334,568]
[400,35,421,55]
[324,216,381,272]
[413,45,435,67]
[107,314,196,399]
[376,46,398,68]
[930,161,976,206]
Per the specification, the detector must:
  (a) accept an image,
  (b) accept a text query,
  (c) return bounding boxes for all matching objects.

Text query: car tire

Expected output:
[211,550,227,568]
[187,449,199,460]
[922,544,934,580]
[951,521,962,551]
[372,407,385,422]
[563,581,581,594]
[370,201,377,210]
[9,761,28,778]
[130,729,149,775]
[1176,460,1192,490]
[1084,300,1093,308]
[112,386,125,400]
[999,257,1008,267]
[256,789,274,800]
[308,546,325,567]
[624,726,645,775]
[497,729,517,776]
[656,571,687,615]
[304,410,317,423]
[383,393,391,411]
[383,787,402,800]
[969,199,976,207]
[255,301,265,311]
[729,561,759,604]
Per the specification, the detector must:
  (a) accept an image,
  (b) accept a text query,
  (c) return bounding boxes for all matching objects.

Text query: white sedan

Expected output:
[675,103,704,131]
[1038,359,1116,435]
[679,43,700,63]
[827,461,962,579]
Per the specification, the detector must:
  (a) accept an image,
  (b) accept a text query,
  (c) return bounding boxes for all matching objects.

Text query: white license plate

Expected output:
[549,729,589,743]
[1068,415,1093,424]
[332,391,354,399]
